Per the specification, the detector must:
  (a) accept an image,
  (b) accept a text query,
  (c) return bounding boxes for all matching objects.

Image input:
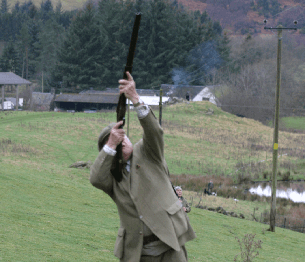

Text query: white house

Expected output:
[192,87,218,106]
[128,95,170,108]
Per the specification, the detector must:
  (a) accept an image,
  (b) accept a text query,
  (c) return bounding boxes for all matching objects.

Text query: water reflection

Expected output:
[249,182,305,203]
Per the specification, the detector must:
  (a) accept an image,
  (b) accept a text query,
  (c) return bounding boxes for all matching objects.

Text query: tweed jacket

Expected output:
[90,108,196,261]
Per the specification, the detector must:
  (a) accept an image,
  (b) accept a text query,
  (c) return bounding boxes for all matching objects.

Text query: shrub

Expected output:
[237,172,252,184]
[234,233,263,262]
[282,171,290,181]
[262,171,270,179]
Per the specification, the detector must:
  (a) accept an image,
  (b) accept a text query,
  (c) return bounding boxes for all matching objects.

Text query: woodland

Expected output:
[0,0,304,123]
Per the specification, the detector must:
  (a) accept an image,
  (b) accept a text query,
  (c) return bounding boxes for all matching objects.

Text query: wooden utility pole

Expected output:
[159,89,163,126]
[264,23,297,232]
[25,47,28,80]
[16,85,19,111]
[270,26,282,232]
[29,85,33,110]
[1,85,4,111]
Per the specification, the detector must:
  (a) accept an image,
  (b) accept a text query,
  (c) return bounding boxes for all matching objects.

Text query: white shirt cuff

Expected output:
[103,144,116,156]
[135,104,149,119]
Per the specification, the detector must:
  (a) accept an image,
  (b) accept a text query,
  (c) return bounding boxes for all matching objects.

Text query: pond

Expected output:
[249,182,305,203]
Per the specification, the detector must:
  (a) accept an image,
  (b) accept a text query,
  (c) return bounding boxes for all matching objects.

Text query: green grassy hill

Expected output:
[1,104,305,261]
[280,116,305,132]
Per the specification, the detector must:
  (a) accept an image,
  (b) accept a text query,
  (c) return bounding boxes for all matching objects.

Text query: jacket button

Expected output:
[139,231,143,235]
[136,164,140,169]
[139,215,143,219]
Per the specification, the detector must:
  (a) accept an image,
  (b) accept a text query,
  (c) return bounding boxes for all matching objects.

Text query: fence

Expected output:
[259,211,305,233]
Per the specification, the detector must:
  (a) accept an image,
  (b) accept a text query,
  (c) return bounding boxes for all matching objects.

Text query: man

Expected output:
[175,186,191,213]
[208,180,214,195]
[90,72,196,262]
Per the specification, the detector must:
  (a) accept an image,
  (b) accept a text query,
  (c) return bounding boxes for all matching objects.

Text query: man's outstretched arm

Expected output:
[118,72,164,162]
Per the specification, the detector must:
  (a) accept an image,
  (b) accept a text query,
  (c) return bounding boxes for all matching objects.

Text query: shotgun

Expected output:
[111,13,141,182]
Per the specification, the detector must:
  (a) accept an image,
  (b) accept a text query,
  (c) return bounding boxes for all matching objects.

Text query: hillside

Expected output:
[1,107,305,261]
[1,102,304,179]
[177,0,304,36]
[8,0,86,11]
[8,0,305,37]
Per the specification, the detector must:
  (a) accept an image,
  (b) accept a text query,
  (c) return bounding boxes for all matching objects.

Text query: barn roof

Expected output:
[0,72,32,85]
[80,88,159,96]
[54,93,119,104]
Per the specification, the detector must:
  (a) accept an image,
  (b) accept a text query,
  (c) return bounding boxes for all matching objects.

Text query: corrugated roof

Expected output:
[0,72,32,85]
[54,93,119,104]
[80,88,159,96]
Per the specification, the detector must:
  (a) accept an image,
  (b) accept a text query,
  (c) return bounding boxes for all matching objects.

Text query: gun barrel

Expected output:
[123,13,141,79]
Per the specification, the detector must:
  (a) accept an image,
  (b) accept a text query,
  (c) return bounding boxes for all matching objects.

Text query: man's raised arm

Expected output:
[118,72,164,162]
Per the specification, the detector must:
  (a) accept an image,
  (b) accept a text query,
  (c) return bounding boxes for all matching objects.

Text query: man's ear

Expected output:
[98,134,110,151]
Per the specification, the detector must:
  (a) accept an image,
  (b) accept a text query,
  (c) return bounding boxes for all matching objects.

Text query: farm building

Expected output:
[160,84,220,106]
[54,93,119,111]
[192,86,220,106]
[32,92,55,111]
[54,89,169,112]
[0,72,32,111]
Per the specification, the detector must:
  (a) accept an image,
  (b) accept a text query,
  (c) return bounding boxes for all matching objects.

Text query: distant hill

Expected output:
[8,0,305,36]
[8,0,87,11]
[176,0,304,36]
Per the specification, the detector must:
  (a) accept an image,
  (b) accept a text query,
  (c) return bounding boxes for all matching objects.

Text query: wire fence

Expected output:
[258,212,305,234]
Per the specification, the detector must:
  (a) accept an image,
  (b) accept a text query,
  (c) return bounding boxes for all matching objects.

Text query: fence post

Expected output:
[283,217,286,228]
[303,220,305,233]
[260,213,262,223]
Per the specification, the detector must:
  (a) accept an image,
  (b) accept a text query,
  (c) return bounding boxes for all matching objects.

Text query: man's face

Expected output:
[122,135,133,161]
[176,188,182,197]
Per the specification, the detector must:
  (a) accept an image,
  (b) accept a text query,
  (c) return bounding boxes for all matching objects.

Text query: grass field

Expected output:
[1,103,305,261]
[280,117,305,131]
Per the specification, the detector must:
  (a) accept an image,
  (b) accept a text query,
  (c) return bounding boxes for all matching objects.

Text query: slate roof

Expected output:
[0,72,32,85]
[54,93,119,104]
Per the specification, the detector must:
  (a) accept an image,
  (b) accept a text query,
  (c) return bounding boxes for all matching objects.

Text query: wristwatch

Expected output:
[133,98,144,107]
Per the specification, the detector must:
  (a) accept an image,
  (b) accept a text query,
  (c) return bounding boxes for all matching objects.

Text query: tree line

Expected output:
[214,33,305,123]
[0,0,230,92]
[1,0,303,123]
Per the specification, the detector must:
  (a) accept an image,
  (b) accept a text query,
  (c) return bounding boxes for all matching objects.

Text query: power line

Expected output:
[271,5,300,19]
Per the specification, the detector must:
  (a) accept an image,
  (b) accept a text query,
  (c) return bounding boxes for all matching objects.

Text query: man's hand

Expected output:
[118,72,139,104]
[106,121,125,150]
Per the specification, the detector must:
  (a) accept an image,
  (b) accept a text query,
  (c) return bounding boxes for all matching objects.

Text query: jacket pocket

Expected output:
[114,227,125,259]
[166,200,188,237]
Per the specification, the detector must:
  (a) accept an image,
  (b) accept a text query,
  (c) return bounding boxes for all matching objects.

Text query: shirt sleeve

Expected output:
[103,144,116,156]
[135,104,150,119]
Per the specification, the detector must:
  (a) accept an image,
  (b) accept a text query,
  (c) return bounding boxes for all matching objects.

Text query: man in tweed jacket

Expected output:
[90,72,196,261]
